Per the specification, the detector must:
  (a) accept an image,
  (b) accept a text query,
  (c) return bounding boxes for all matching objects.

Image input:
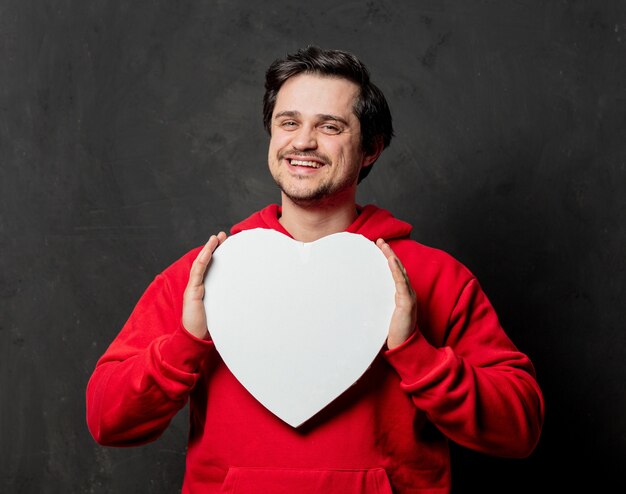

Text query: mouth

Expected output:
[288,158,324,169]
[283,153,328,171]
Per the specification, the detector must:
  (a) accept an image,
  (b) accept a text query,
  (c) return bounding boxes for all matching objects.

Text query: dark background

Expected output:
[1,1,625,492]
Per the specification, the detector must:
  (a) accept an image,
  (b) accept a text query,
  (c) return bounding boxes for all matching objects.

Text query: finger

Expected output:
[376,238,398,264]
[390,257,413,298]
[376,238,390,257]
[388,257,411,295]
[377,239,414,298]
[187,235,220,288]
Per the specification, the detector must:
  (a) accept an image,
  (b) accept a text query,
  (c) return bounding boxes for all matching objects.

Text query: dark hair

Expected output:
[263,46,393,182]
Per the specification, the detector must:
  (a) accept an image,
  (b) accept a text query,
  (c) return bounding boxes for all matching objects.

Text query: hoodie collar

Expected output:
[230,204,412,243]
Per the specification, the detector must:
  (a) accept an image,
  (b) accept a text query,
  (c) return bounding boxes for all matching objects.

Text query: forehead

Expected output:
[273,74,360,119]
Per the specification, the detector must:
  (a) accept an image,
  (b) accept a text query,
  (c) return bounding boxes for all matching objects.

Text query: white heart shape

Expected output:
[203,228,396,427]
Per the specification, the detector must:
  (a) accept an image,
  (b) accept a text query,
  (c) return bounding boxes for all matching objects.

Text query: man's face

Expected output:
[268,73,373,206]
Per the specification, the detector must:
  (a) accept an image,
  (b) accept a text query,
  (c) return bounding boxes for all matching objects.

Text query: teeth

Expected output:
[290,159,322,168]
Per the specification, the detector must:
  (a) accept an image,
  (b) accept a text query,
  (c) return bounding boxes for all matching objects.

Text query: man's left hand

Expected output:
[376,238,418,350]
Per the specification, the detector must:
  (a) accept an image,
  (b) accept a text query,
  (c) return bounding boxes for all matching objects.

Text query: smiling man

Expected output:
[268,73,383,243]
[86,46,544,493]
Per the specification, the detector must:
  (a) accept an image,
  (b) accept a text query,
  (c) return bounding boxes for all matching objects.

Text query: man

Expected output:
[86,46,544,493]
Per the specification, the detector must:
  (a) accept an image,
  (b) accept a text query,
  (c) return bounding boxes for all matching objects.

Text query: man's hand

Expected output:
[183,232,228,339]
[376,238,418,350]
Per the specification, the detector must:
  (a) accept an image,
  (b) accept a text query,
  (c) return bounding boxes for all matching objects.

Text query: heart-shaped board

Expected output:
[203,228,396,427]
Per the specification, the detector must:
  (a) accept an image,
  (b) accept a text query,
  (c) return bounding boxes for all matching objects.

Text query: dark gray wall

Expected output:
[1,1,624,492]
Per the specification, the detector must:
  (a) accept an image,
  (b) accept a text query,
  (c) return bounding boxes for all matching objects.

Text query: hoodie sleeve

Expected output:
[383,245,544,459]
[86,252,216,447]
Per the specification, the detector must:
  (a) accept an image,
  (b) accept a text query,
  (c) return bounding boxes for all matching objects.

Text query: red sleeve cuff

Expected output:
[158,324,215,373]
[383,329,449,387]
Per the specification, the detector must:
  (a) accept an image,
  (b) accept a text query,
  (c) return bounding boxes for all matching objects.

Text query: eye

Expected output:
[319,123,342,135]
[279,120,298,130]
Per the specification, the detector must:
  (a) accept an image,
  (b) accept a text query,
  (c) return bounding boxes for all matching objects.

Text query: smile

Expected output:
[289,159,323,169]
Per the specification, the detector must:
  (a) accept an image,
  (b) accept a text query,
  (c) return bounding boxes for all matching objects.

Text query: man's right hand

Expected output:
[182,232,228,339]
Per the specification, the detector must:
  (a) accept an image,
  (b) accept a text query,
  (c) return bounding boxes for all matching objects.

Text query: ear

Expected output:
[361,135,385,169]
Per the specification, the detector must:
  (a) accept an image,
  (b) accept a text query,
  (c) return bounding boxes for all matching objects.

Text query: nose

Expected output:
[291,125,317,151]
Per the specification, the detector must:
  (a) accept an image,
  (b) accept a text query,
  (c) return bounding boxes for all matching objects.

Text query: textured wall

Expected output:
[1,1,625,492]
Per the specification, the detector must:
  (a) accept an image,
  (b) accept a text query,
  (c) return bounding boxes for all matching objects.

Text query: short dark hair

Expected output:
[263,46,393,182]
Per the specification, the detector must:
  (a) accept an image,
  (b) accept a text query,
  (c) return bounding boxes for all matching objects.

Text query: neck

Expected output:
[279,192,358,242]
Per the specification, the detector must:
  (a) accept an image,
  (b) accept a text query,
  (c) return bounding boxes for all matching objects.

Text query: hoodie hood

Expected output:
[230,204,412,243]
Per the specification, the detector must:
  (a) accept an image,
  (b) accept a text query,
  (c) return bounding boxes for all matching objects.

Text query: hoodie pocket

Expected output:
[220,466,393,494]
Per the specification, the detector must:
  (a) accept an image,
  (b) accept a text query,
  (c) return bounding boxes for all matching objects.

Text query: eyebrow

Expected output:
[274,110,349,126]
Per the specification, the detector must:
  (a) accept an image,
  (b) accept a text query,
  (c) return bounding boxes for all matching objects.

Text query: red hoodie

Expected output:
[86,204,544,494]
